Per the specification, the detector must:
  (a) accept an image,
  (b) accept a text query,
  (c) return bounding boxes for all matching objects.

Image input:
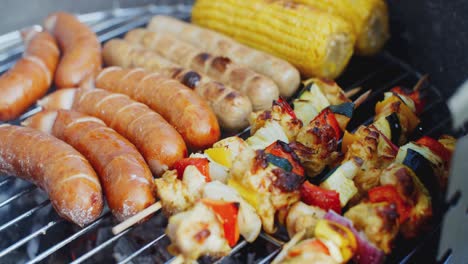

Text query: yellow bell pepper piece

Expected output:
[205,147,232,168]
[315,219,357,263]
[228,179,259,209]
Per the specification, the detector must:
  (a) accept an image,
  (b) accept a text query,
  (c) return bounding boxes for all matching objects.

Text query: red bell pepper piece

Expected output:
[391,86,425,114]
[265,141,305,176]
[172,158,211,182]
[202,199,240,247]
[416,136,451,162]
[368,185,411,223]
[300,181,341,214]
[275,97,297,119]
[314,108,342,140]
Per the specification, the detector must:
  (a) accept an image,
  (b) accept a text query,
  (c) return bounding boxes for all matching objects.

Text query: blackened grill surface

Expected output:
[0,6,465,264]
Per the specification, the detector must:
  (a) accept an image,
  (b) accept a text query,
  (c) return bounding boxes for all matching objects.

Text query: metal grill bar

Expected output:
[0,4,458,264]
[0,61,15,74]
[26,212,112,264]
[259,233,285,247]
[0,219,64,258]
[213,240,249,264]
[164,255,176,264]
[98,15,152,42]
[0,176,12,187]
[117,233,167,264]
[0,200,49,232]
[257,248,281,264]
[0,185,36,209]
[0,8,149,69]
[70,227,133,264]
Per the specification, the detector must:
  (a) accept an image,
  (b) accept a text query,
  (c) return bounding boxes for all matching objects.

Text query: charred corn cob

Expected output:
[192,0,356,79]
[294,0,390,55]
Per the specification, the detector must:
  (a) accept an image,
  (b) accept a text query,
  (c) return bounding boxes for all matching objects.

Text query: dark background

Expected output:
[0,0,466,97]
[386,0,468,99]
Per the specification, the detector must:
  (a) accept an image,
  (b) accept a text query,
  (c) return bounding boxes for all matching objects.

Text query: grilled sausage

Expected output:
[0,28,59,121]
[24,110,156,221]
[102,39,252,131]
[0,124,103,226]
[124,29,279,111]
[148,15,301,98]
[95,67,221,149]
[44,12,101,88]
[38,88,187,175]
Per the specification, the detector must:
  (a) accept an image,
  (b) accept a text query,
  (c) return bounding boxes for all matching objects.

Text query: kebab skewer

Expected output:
[113,78,431,263]
[275,134,455,264]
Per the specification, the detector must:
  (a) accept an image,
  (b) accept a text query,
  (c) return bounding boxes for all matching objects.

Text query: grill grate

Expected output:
[0,4,465,264]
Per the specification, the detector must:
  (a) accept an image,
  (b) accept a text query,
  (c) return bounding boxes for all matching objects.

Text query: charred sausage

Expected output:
[95,67,220,149]
[24,110,156,221]
[148,15,301,98]
[102,39,252,131]
[38,88,187,175]
[0,125,103,226]
[124,29,279,111]
[0,28,59,121]
[44,12,101,88]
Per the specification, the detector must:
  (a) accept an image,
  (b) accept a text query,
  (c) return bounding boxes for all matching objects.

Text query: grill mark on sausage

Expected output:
[194,53,212,65]
[64,116,105,129]
[170,68,184,79]
[180,71,201,89]
[61,172,101,187]
[211,56,232,72]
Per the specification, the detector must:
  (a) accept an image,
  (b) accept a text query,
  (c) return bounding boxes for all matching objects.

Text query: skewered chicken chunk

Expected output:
[276,239,338,264]
[155,165,206,215]
[230,143,303,233]
[344,202,399,253]
[166,202,231,260]
[343,125,397,202]
[203,181,262,242]
[380,163,432,238]
[285,201,326,238]
[250,98,303,142]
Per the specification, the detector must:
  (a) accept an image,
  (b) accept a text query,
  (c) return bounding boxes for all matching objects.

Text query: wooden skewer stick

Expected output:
[345,86,363,98]
[271,230,305,264]
[112,201,162,235]
[353,89,372,108]
[413,74,429,91]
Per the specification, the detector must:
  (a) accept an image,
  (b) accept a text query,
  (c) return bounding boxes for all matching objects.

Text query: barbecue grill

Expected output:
[0,1,467,264]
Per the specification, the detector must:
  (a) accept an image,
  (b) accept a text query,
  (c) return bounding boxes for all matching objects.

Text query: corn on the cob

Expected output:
[294,0,389,55]
[192,0,356,79]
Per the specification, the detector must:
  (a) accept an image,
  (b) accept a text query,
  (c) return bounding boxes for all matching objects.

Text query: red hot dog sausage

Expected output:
[0,125,103,226]
[0,28,59,121]
[95,67,221,149]
[24,110,156,221]
[38,88,187,175]
[44,12,101,88]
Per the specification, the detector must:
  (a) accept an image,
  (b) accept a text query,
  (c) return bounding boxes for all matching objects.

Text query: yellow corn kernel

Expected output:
[192,0,356,79]
[295,0,389,55]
